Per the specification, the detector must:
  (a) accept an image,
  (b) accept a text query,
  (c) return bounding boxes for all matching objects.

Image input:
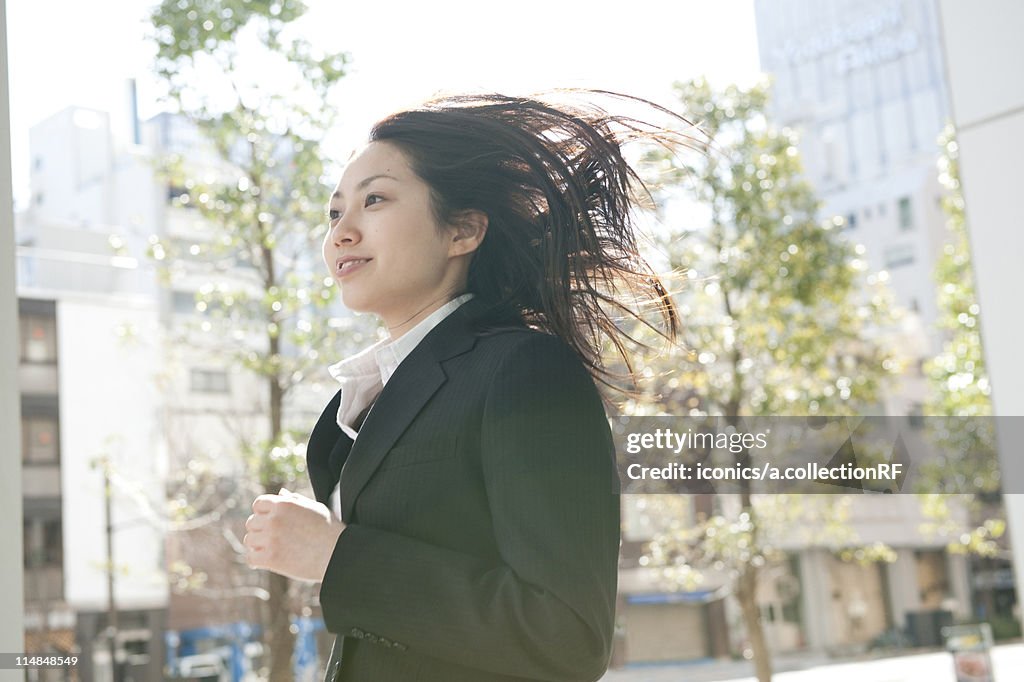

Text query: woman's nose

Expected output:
[330,215,360,246]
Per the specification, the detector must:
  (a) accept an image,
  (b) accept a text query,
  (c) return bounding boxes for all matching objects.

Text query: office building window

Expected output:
[173,290,234,316]
[173,291,200,315]
[24,518,63,568]
[823,137,837,182]
[908,402,924,429]
[898,196,914,230]
[22,415,59,464]
[20,314,57,363]
[846,212,857,229]
[167,183,190,204]
[172,291,195,314]
[884,244,915,268]
[234,251,257,270]
[191,369,230,394]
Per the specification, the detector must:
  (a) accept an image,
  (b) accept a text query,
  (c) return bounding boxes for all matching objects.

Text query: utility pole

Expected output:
[102,456,122,682]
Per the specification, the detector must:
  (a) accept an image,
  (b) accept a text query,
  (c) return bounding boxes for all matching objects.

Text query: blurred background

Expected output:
[2,1,1023,680]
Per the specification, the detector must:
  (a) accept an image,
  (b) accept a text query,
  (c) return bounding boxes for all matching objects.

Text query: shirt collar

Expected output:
[374,293,474,385]
[327,293,475,388]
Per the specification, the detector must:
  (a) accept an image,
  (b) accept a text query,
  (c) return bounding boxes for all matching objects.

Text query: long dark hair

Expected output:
[369,91,690,394]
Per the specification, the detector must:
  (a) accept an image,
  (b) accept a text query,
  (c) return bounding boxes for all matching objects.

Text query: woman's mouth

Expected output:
[337,258,371,277]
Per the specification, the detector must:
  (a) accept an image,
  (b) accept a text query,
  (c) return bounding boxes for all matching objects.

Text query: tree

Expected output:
[922,123,1000,503]
[144,2,358,678]
[925,126,992,424]
[920,124,1012,633]
[632,77,900,682]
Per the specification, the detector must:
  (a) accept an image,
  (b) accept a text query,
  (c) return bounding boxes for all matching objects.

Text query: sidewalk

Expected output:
[601,642,1024,681]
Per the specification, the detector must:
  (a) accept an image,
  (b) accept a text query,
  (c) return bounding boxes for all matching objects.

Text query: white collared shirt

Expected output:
[327,293,474,438]
[326,293,474,518]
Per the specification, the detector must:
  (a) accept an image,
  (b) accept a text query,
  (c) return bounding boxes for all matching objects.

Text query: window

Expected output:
[23,518,62,568]
[122,632,151,662]
[167,182,197,210]
[908,402,924,429]
[22,415,59,464]
[884,244,915,268]
[782,600,802,624]
[821,125,846,186]
[234,251,257,270]
[898,196,913,230]
[173,288,223,315]
[173,291,200,315]
[780,555,803,624]
[823,137,837,182]
[173,290,236,316]
[846,212,858,229]
[191,369,229,394]
[20,314,57,363]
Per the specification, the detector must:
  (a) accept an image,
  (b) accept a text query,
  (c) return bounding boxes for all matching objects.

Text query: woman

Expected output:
[244,92,681,681]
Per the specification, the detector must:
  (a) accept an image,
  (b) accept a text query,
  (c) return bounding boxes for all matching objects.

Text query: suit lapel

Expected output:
[338,299,491,521]
[306,387,352,505]
[338,355,446,521]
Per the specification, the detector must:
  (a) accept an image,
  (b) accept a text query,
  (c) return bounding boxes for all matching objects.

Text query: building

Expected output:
[752,0,958,424]
[615,493,973,664]
[16,100,344,679]
[17,223,167,679]
[754,0,951,349]
[606,0,994,665]
[752,0,1017,641]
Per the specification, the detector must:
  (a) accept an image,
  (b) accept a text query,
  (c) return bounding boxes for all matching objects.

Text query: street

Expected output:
[601,642,1024,681]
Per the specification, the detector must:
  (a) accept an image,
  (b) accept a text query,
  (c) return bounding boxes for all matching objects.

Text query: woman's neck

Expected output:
[384,291,466,340]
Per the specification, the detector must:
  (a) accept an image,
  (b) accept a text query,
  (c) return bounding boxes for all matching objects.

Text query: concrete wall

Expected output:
[1,1,27,679]
[938,0,1024,624]
[57,298,167,612]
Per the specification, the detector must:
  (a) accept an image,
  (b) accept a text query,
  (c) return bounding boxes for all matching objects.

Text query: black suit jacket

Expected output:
[306,298,621,682]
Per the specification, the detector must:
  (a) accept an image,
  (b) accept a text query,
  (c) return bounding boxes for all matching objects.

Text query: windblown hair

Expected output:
[369,91,690,394]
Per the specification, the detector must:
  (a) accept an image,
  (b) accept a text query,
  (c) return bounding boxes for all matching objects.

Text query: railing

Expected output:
[16,246,153,297]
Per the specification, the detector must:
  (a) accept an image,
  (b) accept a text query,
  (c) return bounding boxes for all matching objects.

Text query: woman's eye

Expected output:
[328,195,381,221]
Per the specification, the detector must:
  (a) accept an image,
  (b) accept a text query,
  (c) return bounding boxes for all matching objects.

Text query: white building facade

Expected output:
[755,0,951,353]
[17,94,358,679]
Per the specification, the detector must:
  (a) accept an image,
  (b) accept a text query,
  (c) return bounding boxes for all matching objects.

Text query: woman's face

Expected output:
[323,141,467,333]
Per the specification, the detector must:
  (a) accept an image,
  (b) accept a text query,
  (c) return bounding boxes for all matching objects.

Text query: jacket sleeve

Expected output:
[317,333,621,681]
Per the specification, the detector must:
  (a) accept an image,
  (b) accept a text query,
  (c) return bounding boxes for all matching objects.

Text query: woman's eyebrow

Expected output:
[331,173,399,199]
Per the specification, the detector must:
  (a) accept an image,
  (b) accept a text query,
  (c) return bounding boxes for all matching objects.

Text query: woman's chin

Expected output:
[339,290,380,316]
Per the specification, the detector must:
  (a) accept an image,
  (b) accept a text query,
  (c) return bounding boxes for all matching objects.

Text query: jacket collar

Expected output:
[340,297,526,520]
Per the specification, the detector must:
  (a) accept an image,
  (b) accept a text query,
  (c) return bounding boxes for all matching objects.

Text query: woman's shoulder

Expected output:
[461,300,598,388]
[475,326,598,392]
[476,323,572,358]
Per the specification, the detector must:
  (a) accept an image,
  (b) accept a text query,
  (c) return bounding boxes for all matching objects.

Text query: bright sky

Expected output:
[6,0,762,209]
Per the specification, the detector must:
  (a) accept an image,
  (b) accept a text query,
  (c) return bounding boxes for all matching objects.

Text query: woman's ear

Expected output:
[448,210,488,257]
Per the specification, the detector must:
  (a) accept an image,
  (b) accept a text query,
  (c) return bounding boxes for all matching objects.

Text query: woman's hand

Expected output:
[244,488,345,582]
